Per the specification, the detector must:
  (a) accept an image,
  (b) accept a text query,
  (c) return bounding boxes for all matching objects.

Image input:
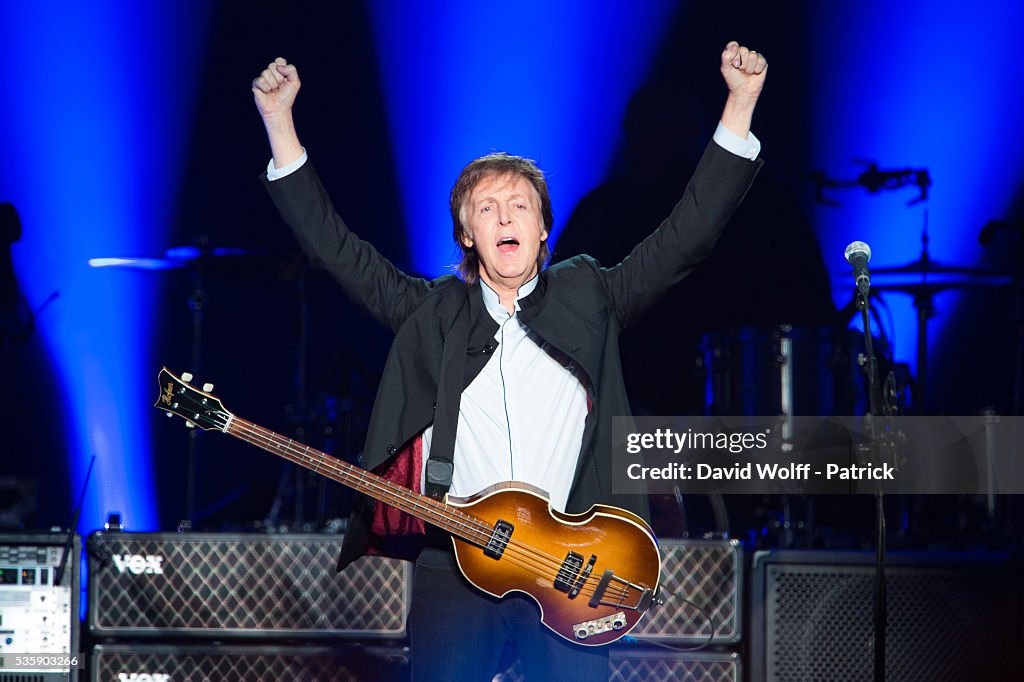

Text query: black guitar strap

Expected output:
[424,289,470,500]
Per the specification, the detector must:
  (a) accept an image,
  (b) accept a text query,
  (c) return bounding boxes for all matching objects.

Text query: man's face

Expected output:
[462,172,548,292]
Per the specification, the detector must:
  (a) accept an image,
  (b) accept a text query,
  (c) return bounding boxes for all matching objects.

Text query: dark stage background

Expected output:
[2,1,1022,555]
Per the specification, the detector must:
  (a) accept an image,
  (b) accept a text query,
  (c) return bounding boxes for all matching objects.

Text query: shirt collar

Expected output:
[479,275,539,322]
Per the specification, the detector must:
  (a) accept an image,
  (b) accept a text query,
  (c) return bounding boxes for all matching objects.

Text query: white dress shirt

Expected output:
[420,277,588,512]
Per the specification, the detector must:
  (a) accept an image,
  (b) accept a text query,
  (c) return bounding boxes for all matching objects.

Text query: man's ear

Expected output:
[461,231,474,249]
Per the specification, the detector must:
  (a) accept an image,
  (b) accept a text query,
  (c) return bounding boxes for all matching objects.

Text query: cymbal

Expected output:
[872,255,1008,277]
[872,278,1012,296]
[89,246,301,279]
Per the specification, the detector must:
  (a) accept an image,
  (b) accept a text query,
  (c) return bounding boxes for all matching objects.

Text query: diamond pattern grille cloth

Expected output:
[499,651,740,682]
[632,540,740,643]
[88,534,409,637]
[609,656,738,682]
[90,647,378,679]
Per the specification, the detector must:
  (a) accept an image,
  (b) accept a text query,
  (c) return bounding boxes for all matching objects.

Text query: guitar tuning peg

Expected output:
[181,372,194,383]
[165,411,174,418]
[185,420,196,429]
[202,383,214,392]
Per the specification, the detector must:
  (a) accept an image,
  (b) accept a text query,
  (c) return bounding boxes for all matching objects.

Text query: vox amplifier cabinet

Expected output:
[750,550,1023,682]
[90,643,409,682]
[0,531,80,682]
[497,649,740,682]
[631,538,742,644]
[610,649,740,682]
[87,532,410,640]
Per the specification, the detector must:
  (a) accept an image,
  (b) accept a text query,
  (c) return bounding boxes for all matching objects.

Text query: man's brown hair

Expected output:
[450,152,553,283]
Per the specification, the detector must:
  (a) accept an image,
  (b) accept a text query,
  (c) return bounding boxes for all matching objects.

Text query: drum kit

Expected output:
[699,244,1013,419]
[89,240,362,530]
[692,165,1021,548]
[701,164,1017,420]
[696,237,1015,548]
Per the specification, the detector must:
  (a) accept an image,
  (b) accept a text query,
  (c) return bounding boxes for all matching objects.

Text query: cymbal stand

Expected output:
[909,211,934,413]
[264,261,327,532]
[291,264,310,528]
[183,265,207,525]
[1012,235,1023,416]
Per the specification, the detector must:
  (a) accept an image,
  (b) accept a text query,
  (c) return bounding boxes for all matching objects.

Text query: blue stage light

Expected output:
[368,0,677,276]
[808,1,1024,392]
[1,3,209,536]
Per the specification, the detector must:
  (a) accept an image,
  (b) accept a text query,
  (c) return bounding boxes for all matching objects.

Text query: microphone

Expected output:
[844,241,872,296]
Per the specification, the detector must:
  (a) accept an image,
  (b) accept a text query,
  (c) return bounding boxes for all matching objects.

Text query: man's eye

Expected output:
[516,203,527,209]
[481,206,492,213]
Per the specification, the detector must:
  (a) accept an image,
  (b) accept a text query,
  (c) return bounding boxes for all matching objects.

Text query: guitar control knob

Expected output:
[181,372,194,383]
[576,627,589,639]
[202,383,214,392]
[165,412,173,418]
[185,421,196,429]
[612,616,625,630]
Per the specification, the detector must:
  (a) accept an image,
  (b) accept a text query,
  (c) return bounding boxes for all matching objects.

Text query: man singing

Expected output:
[253,40,766,681]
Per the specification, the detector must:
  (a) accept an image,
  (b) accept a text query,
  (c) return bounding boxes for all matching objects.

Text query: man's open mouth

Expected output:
[497,237,520,253]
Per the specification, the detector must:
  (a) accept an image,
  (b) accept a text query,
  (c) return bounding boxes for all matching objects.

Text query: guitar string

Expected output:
[227,415,634,604]
[234,415,635,603]
[227,415,636,604]
[178,399,634,604]
[168,391,638,603]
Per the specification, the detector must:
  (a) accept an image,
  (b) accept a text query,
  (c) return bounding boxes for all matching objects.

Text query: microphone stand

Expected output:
[855,287,888,682]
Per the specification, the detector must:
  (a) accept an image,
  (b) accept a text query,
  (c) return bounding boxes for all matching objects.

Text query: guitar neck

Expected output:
[224,416,481,544]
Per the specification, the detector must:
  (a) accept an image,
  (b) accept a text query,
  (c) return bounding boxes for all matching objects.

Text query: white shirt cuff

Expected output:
[713,122,760,160]
[267,149,309,181]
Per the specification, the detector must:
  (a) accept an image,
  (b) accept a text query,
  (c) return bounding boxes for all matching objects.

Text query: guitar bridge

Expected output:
[484,519,514,559]
[588,569,655,613]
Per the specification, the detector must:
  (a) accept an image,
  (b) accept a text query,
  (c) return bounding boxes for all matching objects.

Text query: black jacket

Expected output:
[263,141,762,568]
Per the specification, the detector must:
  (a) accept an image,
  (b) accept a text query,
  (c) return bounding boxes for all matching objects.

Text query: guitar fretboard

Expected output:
[224,416,492,546]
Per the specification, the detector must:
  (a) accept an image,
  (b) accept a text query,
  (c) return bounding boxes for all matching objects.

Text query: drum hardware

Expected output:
[833,209,1013,414]
[978,218,1024,415]
[91,239,368,531]
[872,256,1010,278]
[699,324,843,549]
[701,325,852,418]
[868,272,1012,415]
[776,326,794,448]
[812,162,931,207]
[89,238,301,523]
[88,242,291,277]
[818,161,1020,415]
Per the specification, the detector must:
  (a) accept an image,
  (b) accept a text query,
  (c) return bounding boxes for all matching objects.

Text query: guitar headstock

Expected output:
[155,368,232,432]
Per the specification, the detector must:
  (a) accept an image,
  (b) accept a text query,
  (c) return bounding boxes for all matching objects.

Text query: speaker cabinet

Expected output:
[90,643,408,682]
[611,649,739,682]
[633,539,742,644]
[750,550,1022,682]
[496,649,740,682]
[87,532,410,639]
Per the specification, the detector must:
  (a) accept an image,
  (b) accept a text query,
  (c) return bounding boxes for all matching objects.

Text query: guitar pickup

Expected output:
[568,554,597,599]
[554,551,585,593]
[484,519,514,559]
